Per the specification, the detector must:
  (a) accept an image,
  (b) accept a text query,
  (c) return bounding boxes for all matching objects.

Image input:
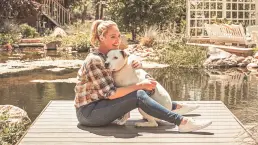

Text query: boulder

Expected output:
[50,27,67,37]
[0,105,31,125]
[207,46,232,61]
[0,105,31,144]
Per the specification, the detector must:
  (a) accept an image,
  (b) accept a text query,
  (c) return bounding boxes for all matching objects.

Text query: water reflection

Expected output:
[148,68,258,106]
[0,67,258,121]
[0,50,88,62]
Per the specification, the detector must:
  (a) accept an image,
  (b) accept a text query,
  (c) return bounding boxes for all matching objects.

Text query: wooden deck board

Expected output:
[18,101,256,145]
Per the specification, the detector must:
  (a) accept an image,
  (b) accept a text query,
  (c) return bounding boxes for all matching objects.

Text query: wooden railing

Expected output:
[41,0,70,26]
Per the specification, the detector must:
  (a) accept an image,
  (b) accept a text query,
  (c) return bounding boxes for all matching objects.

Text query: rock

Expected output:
[0,105,31,145]
[247,63,258,68]
[207,46,232,61]
[50,27,67,37]
[0,105,31,125]
[237,63,247,67]
[235,56,245,63]
[242,56,254,64]
[46,68,66,72]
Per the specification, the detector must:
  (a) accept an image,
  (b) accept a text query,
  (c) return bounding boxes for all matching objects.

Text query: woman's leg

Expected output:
[77,90,183,127]
[172,102,178,110]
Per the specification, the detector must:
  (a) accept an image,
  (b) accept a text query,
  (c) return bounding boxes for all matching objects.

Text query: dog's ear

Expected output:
[120,50,128,58]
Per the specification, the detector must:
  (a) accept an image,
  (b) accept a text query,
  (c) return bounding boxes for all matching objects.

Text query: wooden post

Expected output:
[222,0,226,18]
[186,0,190,36]
[256,0,258,24]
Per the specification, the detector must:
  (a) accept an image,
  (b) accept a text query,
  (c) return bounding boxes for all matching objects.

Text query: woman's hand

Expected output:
[131,60,142,69]
[136,79,157,90]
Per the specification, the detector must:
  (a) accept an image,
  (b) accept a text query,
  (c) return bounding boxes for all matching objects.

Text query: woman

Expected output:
[74,20,212,132]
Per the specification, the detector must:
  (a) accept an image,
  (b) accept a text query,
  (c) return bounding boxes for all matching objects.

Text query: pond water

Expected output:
[0,51,258,123]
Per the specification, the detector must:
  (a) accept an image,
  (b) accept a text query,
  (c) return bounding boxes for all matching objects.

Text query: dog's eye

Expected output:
[114,56,118,59]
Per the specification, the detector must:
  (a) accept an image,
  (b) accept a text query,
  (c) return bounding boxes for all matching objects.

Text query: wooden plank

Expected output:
[24,132,250,138]
[32,121,240,126]
[18,101,256,145]
[20,137,254,143]
[19,142,250,145]
[26,128,247,134]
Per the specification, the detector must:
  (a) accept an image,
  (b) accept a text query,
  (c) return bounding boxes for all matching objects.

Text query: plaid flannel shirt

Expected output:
[74,50,117,108]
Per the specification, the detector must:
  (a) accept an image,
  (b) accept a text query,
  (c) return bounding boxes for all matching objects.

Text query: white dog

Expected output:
[105,49,172,127]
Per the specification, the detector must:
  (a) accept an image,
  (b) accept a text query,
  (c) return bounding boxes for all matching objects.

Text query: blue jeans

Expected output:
[76,90,183,127]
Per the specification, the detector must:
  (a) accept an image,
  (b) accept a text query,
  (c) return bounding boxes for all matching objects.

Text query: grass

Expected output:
[138,26,207,68]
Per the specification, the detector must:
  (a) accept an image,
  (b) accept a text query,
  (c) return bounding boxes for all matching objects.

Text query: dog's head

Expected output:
[105,49,128,71]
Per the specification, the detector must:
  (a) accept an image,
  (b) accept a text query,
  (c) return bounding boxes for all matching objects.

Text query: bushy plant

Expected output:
[139,26,160,47]
[0,33,20,45]
[62,32,91,52]
[0,112,29,145]
[43,22,92,52]
[19,23,39,38]
[152,33,207,68]
[0,20,21,45]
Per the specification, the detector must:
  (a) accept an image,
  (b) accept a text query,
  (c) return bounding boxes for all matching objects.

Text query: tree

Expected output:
[0,0,35,21]
[70,0,92,22]
[106,0,186,41]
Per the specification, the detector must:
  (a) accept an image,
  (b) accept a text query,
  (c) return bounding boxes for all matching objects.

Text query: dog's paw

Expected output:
[114,113,130,125]
[115,119,127,125]
[135,121,158,127]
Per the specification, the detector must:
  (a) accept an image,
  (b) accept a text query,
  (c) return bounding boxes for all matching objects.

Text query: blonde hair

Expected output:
[90,20,118,47]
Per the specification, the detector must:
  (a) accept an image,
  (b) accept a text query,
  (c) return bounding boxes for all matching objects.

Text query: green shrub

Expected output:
[43,22,92,52]
[0,112,29,145]
[0,33,20,45]
[153,34,207,68]
[19,23,39,38]
[62,32,91,52]
[0,20,21,44]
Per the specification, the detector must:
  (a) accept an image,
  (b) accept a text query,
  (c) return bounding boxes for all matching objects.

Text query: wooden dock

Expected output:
[18,101,256,145]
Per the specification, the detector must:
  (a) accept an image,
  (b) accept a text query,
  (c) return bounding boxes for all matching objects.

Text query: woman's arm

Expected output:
[86,54,156,100]
[108,79,157,100]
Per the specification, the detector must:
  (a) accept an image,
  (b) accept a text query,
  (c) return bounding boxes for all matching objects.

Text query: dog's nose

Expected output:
[104,62,110,68]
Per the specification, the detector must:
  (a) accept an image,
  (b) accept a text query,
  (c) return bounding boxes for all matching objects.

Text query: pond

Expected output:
[0,51,258,124]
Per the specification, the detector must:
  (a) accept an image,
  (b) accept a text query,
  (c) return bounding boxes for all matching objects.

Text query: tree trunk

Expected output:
[82,5,87,23]
[95,0,100,19]
[100,2,104,19]
[131,28,136,41]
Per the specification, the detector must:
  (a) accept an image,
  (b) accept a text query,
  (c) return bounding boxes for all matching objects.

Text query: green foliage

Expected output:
[0,34,20,45]
[0,112,28,145]
[43,22,92,52]
[62,32,91,52]
[70,0,93,22]
[0,0,35,21]
[19,24,39,38]
[106,0,186,40]
[0,20,21,44]
[153,34,207,68]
